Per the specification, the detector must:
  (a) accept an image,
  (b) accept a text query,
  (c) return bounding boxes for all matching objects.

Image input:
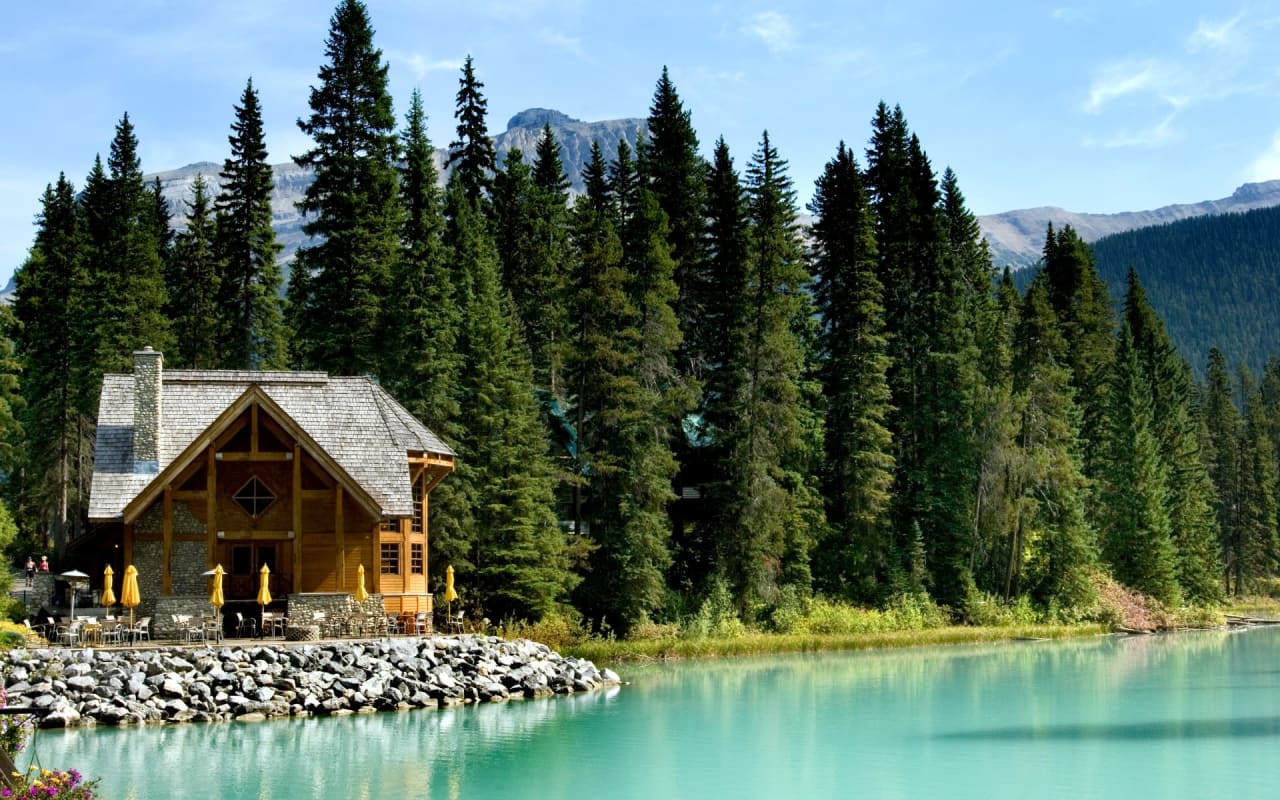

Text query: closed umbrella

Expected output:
[121,565,141,630]
[355,563,369,602]
[444,565,459,630]
[209,564,225,615]
[100,565,116,609]
[257,564,272,637]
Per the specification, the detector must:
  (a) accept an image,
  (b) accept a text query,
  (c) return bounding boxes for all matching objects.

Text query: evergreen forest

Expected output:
[1089,204,1280,376]
[8,0,1280,634]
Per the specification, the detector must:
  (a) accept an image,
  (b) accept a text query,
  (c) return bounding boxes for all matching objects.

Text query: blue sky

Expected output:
[3,1,1280,286]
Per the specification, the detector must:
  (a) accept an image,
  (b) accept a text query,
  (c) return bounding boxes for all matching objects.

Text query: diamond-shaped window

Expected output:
[234,477,275,518]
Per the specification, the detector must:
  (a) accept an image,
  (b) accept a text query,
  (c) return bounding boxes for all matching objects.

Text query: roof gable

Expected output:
[89,369,454,522]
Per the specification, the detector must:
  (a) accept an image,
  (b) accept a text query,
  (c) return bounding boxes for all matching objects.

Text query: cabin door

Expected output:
[224,542,292,600]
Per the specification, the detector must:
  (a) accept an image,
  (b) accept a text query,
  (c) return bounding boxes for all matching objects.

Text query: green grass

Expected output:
[563,623,1110,668]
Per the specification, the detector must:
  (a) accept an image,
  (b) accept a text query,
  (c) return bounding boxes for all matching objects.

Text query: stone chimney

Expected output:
[133,347,162,474]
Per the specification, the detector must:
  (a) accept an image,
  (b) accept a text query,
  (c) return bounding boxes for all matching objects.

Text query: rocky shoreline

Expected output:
[0,635,621,728]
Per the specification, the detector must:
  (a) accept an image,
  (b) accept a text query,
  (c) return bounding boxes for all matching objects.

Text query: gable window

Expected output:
[234,476,275,518]
[381,542,401,574]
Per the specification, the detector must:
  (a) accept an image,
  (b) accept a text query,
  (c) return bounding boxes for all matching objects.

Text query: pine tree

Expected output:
[643,68,709,378]
[291,0,400,375]
[1236,368,1278,590]
[168,175,221,368]
[446,183,578,620]
[86,112,173,376]
[1122,269,1222,603]
[12,174,87,549]
[1099,325,1181,606]
[1011,278,1097,608]
[215,78,287,369]
[1041,224,1115,483]
[447,55,496,210]
[712,131,819,611]
[1203,348,1242,594]
[865,103,975,605]
[383,88,458,431]
[808,141,894,601]
[672,137,748,596]
[565,154,672,631]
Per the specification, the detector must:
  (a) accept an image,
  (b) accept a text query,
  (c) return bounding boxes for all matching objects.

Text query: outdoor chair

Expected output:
[235,613,257,638]
[446,610,464,635]
[412,612,429,635]
[21,620,44,645]
[57,619,82,647]
[99,619,124,645]
[262,612,286,638]
[129,616,151,643]
[385,614,404,635]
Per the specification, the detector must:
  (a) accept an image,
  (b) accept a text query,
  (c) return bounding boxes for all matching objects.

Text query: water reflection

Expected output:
[32,629,1280,800]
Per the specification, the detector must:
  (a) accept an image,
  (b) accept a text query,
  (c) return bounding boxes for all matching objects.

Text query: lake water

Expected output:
[29,628,1280,799]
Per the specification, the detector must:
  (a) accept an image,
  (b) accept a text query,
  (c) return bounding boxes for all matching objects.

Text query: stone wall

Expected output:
[3,636,621,728]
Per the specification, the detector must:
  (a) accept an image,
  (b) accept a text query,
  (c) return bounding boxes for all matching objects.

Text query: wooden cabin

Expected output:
[82,347,454,620]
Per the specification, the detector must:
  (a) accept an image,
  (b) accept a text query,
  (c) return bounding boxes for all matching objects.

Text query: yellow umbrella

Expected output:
[257,564,272,637]
[355,563,369,602]
[100,565,116,608]
[209,564,225,611]
[444,565,459,603]
[121,565,141,629]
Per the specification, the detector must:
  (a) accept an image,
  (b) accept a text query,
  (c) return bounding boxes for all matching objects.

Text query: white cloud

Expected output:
[1188,11,1245,52]
[1083,113,1177,149]
[386,50,464,81]
[742,11,796,54]
[1083,60,1160,113]
[1246,130,1280,181]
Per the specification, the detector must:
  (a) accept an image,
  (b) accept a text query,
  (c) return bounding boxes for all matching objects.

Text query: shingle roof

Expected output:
[88,369,454,522]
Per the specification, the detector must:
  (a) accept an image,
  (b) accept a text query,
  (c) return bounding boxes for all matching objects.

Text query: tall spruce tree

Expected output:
[1236,368,1279,591]
[672,137,749,596]
[1122,270,1222,603]
[1099,324,1181,606]
[566,150,672,631]
[85,112,173,376]
[809,142,894,601]
[1010,278,1097,608]
[446,183,578,621]
[1203,348,1242,593]
[168,175,221,368]
[291,0,400,375]
[215,78,287,369]
[865,103,975,605]
[447,55,496,211]
[711,131,819,611]
[1041,224,1115,483]
[383,88,458,431]
[643,68,709,379]
[12,174,88,549]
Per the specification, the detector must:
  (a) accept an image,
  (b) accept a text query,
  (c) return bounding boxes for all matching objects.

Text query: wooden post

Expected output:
[335,485,345,590]
[162,486,173,595]
[206,448,217,568]
[292,443,302,593]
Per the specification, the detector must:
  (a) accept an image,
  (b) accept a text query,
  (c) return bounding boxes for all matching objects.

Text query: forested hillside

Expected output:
[7,0,1279,635]
[1090,205,1280,375]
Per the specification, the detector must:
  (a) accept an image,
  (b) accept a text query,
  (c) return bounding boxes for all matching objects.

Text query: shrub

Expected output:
[960,587,1040,627]
[883,593,950,630]
[683,579,746,640]
[497,611,592,651]
[1086,572,1172,631]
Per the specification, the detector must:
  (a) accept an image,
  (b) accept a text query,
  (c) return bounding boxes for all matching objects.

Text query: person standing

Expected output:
[23,556,33,587]
[38,555,48,573]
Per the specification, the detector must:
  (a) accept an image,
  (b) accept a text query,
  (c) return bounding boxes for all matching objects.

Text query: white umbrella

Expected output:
[59,570,89,620]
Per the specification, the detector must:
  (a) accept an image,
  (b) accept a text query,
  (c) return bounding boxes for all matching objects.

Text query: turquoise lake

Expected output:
[29,628,1280,799]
